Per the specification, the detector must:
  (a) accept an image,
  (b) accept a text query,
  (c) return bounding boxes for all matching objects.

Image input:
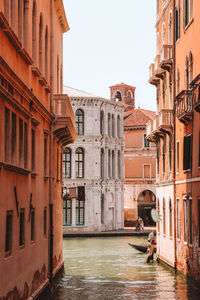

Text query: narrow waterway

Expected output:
[53,236,200,300]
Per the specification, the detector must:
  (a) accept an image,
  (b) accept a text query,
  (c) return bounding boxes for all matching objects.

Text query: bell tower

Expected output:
[109,83,136,108]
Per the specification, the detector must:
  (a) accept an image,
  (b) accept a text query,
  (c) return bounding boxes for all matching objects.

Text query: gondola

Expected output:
[128,242,148,253]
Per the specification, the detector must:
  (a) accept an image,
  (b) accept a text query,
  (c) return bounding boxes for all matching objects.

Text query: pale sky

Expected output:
[63,0,156,111]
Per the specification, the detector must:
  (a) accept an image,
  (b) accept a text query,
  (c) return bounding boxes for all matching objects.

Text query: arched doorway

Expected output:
[137,190,156,226]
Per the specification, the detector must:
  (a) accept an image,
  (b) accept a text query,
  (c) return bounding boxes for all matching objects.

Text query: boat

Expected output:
[128,242,148,253]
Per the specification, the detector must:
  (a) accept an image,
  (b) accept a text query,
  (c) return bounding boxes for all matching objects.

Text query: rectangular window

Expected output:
[44,138,47,175]
[24,122,28,169]
[157,144,160,176]
[5,211,13,255]
[31,209,35,242]
[63,199,72,226]
[76,200,84,225]
[44,208,47,237]
[177,141,179,172]
[175,2,180,41]
[169,136,172,172]
[183,135,192,171]
[19,118,24,167]
[5,107,10,162]
[19,209,25,247]
[162,138,166,175]
[11,112,16,163]
[31,129,35,171]
[57,149,59,180]
[183,0,193,28]
[177,199,180,239]
[184,199,187,242]
[189,199,192,245]
[143,134,150,148]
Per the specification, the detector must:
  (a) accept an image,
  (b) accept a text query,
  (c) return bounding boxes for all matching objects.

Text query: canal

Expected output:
[53,236,200,300]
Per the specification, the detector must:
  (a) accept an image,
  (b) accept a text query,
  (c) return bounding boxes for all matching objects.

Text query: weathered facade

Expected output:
[147,0,175,268]
[147,0,200,283]
[62,86,124,232]
[110,84,156,226]
[0,1,76,298]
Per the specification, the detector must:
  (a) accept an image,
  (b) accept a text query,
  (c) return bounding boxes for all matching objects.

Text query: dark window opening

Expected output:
[75,148,84,178]
[75,109,84,135]
[5,211,13,255]
[63,148,71,178]
[19,209,25,247]
[63,199,72,226]
[44,208,47,237]
[76,199,84,225]
[31,209,35,242]
[183,135,192,171]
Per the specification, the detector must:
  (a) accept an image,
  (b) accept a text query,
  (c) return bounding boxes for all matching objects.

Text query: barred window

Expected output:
[63,148,71,178]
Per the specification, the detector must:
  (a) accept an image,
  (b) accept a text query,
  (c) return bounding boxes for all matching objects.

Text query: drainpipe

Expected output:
[49,0,54,284]
[173,0,177,270]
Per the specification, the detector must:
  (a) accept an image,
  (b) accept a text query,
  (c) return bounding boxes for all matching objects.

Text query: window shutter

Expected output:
[189,134,193,170]
[199,131,200,167]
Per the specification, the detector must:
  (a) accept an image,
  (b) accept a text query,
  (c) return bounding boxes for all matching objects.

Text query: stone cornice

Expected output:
[54,0,69,33]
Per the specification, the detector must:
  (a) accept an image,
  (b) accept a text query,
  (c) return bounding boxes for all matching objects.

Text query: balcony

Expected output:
[160,45,172,71]
[53,94,77,145]
[175,90,193,123]
[149,63,159,86]
[158,109,173,134]
[154,55,165,79]
[146,115,161,142]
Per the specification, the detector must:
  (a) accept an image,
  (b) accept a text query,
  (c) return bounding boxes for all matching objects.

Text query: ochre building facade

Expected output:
[0,1,76,298]
[147,0,200,283]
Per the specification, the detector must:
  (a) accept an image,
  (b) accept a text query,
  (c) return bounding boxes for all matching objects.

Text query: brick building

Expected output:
[109,83,156,227]
[0,1,76,298]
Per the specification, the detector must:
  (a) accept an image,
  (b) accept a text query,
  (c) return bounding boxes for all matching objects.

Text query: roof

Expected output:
[63,86,100,99]
[124,108,156,127]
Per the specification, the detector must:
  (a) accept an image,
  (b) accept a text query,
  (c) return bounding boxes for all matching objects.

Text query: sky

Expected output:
[63,0,156,110]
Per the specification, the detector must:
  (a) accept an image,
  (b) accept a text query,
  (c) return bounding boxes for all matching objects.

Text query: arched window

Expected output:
[18,0,23,42]
[185,55,189,89]
[57,55,59,93]
[32,0,36,62]
[75,148,84,178]
[115,91,122,102]
[4,0,10,22]
[118,150,121,179]
[169,12,172,45]
[108,149,111,178]
[177,67,180,94]
[112,150,115,178]
[108,113,111,136]
[162,22,165,45]
[127,91,132,104]
[157,198,160,232]
[117,115,120,138]
[163,198,166,235]
[112,114,115,137]
[11,0,15,29]
[23,0,29,49]
[169,198,172,237]
[45,26,48,80]
[100,149,104,179]
[39,14,43,72]
[63,148,71,178]
[75,109,84,135]
[189,51,193,84]
[100,110,104,135]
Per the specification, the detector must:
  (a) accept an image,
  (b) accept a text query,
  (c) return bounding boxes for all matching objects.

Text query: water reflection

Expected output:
[53,237,200,300]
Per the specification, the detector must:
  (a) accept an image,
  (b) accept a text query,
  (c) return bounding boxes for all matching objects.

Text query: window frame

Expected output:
[75,147,84,178]
[75,109,84,135]
[63,147,71,178]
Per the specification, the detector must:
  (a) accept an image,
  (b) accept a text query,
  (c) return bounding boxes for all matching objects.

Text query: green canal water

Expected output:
[53,236,200,300]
